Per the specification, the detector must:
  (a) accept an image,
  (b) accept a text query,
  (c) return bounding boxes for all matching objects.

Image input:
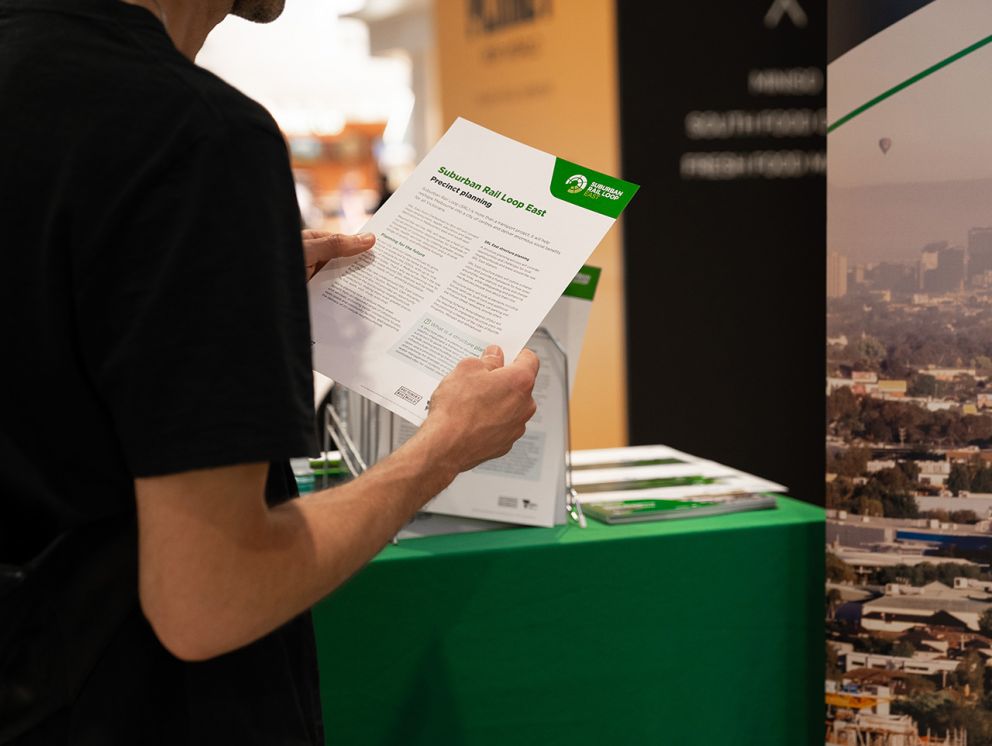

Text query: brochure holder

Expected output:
[321,327,584,532]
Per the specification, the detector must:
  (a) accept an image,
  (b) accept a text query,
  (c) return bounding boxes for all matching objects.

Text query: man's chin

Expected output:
[231,0,286,23]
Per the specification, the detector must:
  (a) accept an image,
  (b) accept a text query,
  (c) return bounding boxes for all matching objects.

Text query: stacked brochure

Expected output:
[579,495,777,525]
[571,445,785,525]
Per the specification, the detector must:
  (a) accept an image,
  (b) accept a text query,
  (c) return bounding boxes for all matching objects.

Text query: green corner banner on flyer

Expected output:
[563,265,601,301]
[549,157,640,218]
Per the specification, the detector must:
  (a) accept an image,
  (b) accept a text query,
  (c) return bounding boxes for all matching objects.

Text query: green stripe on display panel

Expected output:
[828,33,992,133]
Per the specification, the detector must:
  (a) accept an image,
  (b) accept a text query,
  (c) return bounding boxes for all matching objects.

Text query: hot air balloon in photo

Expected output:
[878,137,892,154]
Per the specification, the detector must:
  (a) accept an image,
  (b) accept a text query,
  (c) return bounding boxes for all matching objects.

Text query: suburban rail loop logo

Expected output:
[565,174,588,194]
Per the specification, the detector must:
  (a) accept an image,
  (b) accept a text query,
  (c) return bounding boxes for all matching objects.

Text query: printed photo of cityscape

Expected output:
[826,4,992,744]
[827,226,992,745]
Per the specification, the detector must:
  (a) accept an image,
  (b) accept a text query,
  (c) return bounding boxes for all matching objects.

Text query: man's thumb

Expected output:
[332,232,375,257]
[480,344,504,370]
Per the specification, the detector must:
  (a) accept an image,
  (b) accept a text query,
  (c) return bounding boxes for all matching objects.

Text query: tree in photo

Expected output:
[851,336,886,369]
[973,463,992,493]
[898,460,921,482]
[908,372,938,398]
[826,588,843,620]
[832,447,870,477]
[826,552,855,583]
[949,509,980,524]
[952,651,985,699]
[979,608,992,638]
[825,642,842,681]
[949,463,972,496]
[892,690,956,735]
[825,476,855,511]
[827,386,859,425]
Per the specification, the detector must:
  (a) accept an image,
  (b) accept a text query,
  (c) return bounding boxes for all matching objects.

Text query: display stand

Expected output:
[321,327,582,530]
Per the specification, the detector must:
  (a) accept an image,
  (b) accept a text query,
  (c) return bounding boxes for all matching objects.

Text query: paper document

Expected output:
[390,327,567,527]
[569,445,787,504]
[308,118,638,425]
[539,265,600,396]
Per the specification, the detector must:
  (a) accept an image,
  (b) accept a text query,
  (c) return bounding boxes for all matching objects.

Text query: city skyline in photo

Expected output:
[826,3,992,744]
[829,178,992,265]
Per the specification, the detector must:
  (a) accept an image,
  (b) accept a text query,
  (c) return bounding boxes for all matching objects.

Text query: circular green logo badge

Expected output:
[566,174,588,194]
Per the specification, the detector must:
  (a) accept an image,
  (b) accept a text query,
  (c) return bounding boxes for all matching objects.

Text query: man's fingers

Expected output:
[480,344,504,370]
[336,233,375,256]
[304,232,375,265]
[511,347,540,380]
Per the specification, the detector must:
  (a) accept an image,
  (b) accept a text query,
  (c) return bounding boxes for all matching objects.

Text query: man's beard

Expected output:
[231,0,286,23]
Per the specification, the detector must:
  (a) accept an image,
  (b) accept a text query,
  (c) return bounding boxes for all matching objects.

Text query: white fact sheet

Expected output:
[308,118,638,425]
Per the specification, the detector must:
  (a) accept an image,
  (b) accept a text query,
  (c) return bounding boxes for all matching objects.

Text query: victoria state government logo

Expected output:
[565,174,588,194]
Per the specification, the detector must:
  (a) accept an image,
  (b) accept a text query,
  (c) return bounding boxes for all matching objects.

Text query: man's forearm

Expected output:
[138,345,538,662]
[138,427,458,661]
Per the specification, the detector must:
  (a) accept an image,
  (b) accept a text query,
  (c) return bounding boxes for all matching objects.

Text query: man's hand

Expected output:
[414,344,540,477]
[303,230,375,280]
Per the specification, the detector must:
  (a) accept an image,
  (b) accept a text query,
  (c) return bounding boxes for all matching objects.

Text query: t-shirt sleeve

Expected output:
[73,124,316,477]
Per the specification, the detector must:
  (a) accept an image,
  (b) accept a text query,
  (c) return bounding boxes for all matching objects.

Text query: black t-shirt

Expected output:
[0,0,321,743]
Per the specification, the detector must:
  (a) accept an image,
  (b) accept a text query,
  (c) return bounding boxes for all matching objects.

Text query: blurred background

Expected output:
[198,0,431,235]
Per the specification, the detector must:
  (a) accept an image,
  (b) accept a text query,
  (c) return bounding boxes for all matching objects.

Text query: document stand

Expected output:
[320,327,584,531]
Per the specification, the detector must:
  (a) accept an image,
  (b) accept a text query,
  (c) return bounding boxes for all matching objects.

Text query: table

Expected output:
[312,495,824,745]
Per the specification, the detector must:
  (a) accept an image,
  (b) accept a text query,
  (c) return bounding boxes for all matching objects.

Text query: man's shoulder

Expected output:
[103,30,283,148]
[156,61,282,146]
[0,1,283,149]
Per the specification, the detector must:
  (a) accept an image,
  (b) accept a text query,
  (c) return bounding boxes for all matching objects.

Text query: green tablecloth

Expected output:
[313,496,824,745]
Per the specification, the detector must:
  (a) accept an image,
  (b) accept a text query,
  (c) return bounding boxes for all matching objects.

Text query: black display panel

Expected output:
[617,0,826,504]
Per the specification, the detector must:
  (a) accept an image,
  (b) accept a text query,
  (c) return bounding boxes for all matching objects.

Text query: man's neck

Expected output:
[121,0,232,60]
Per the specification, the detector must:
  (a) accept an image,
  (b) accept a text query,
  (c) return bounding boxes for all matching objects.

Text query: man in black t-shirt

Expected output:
[0,1,539,744]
